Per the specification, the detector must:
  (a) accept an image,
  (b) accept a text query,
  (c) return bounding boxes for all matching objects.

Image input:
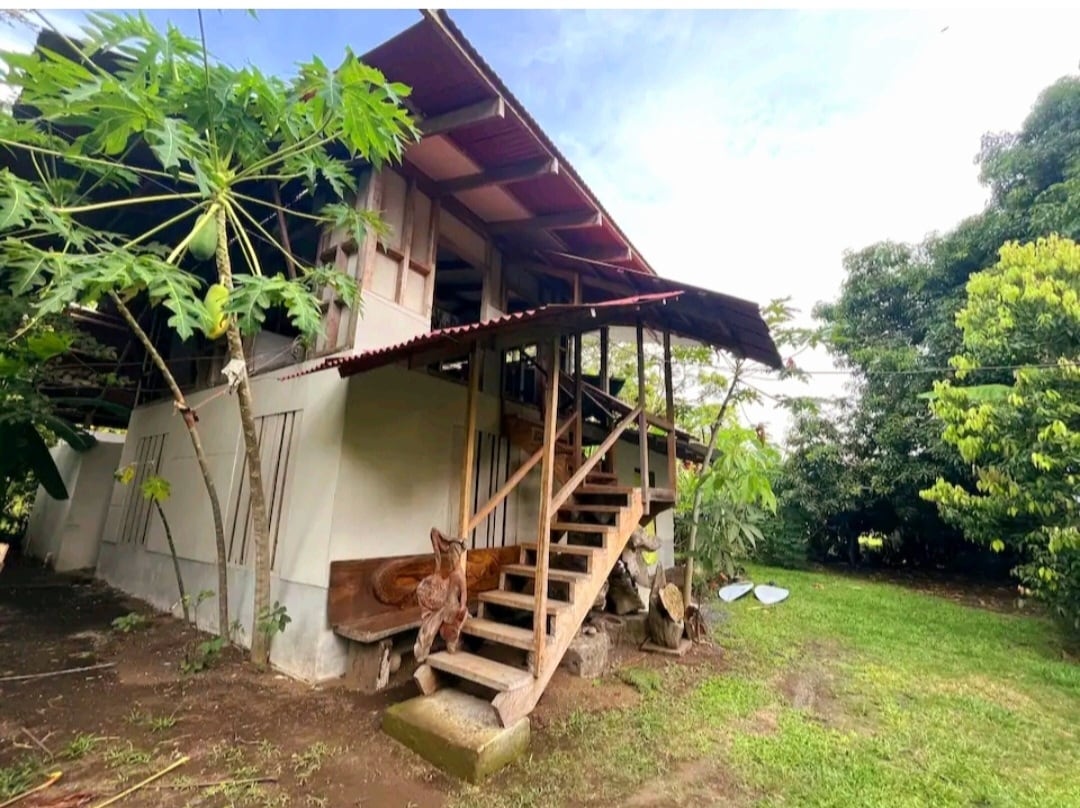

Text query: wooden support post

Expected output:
[663,331,677,491]
[458,344,482,564]
[573,333,583,469]
[636,321,650,514]
[599,326,612,472]
[533,337,561,677]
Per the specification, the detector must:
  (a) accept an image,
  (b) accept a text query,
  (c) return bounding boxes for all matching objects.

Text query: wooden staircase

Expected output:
[414,466,645,727]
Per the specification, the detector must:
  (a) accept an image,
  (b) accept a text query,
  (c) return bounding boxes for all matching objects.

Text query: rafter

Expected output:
[489,210,601,235]
[418,97,506,137]
[435,157,558,195]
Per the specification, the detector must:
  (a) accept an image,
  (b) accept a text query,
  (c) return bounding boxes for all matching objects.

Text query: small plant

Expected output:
[0,759,40,799]
[257,601,292,652]
[111,612,149,633]
[291,742,335,787]
[148,713,178,733]
[64,734,100,760]
[181,635,225,674]
[103,742,152,770]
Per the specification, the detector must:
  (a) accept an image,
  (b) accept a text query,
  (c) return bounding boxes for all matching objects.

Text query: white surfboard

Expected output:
[718,581,754,603]
[753,584,789,605]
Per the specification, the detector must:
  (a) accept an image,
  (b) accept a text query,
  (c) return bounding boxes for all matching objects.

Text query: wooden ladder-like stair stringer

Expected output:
[413,474,644,727]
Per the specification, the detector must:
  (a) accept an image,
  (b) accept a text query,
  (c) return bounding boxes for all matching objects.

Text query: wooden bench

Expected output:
[328,546,517,693]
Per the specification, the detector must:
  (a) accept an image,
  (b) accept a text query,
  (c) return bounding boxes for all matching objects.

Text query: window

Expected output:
[118,432,167,545]
[227,410,301,568]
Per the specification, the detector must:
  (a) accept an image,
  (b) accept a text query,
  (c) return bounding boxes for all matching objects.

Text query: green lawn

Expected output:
[454,564,1080,807]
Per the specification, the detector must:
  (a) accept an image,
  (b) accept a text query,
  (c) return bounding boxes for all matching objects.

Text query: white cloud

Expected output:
[534,9,1080,438]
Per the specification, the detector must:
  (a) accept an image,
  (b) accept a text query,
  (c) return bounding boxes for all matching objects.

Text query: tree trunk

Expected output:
[154,500,188,621]
[214,205,273,665]
[109,293,230,640]
[683,359,743,606]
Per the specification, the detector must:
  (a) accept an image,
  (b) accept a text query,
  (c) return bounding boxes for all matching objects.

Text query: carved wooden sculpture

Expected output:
[413,527,469,663]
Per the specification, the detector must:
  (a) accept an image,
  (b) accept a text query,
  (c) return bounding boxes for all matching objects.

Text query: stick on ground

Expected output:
[0,663,115,683]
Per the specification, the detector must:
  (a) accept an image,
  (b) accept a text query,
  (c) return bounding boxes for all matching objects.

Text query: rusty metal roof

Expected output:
[286,284,782,381]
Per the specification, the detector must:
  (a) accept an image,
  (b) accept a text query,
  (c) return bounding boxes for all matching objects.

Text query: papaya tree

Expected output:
[0,11,417,662]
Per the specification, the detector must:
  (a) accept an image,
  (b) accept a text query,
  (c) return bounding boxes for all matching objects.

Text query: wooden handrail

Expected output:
[550,405,641,514]
[466,412,576,534]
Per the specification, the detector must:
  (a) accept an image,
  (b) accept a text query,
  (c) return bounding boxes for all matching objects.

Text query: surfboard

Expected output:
[753,584,790,605]
[718,581,754,603]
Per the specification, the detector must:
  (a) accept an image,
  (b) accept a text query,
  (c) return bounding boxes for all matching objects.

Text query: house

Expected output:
[19,10,781,724]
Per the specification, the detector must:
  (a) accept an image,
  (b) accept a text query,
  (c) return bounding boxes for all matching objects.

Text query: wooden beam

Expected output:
[663,330,677,492]
[599,325,611,475]
[636,320,650,514]
[573,333,583,469]
[436,157,558,195]
[575,245,633,263]
[533,337,561,678]
[395,177,417,305]
[458,343,482,554]
[419,97,505,137]
[489,210,601,235]
[513,260,635,300]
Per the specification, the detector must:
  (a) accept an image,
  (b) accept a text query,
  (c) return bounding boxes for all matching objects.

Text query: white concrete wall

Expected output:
[96,365,350,682]
[24,432,124,571]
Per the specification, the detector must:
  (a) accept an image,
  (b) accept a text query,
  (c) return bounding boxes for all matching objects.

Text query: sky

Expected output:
[5,8,1080,438]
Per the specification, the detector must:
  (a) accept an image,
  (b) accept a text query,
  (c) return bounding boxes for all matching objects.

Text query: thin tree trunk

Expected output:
[109,292,230,640]
[683,359,743,606]
[154,500,188,621]
[214,205,273,665]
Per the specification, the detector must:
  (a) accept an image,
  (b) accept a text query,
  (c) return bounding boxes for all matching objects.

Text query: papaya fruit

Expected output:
[188,211,218,262]
[205,283,229,340]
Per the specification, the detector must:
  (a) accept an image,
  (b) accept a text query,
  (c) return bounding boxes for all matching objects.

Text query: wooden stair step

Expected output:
[550,521,614,534]
[556,503,623,513]
[424,650,531,692]
[461,617,544,651]
[576,485,634,496]
[586,471,618,481]
[502,563,590,583]
[519,541,599,557]
[480,589,571,613]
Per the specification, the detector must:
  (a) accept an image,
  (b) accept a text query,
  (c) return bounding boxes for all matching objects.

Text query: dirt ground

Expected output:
[0,560,702,808]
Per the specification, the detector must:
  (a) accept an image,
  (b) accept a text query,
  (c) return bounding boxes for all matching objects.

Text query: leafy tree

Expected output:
[0,12,417,662]
[922,236,1080,634]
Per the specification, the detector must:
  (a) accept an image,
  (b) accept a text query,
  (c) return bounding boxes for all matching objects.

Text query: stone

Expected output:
[559,630,610,678]
[382,689,530,783]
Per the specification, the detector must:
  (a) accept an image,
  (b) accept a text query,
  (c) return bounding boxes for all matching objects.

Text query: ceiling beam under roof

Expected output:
[418,97,506,137]
[489,210,601,235]
[573,245,633,263]
[435,156,559,195]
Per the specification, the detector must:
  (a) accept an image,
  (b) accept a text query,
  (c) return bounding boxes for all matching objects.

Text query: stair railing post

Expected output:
[636,320,650,513]
[599,326,612,472]
[458,343,482,568]
[533,337,561,676]
[573,332,583,470]
[663,330,677,493]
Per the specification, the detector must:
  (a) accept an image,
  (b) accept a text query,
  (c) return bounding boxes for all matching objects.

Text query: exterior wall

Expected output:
[613,442,677,570]
[96,366,350,682]
[24,432,124,571]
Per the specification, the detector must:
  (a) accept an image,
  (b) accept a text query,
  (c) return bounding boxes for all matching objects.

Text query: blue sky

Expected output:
[6,8,1080,433]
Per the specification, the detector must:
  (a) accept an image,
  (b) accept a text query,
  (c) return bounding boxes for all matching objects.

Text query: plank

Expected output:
[461,617,544,651]
[550,522,614,534]
[575,485,634,496]
[489,210,601,235]
[519,542,598,557]
[419,97,505,136]
[436,157,557,195]
[479,590,570,614]
[424,650,532,692]
[501,564,589,583]
[556,503,623,513]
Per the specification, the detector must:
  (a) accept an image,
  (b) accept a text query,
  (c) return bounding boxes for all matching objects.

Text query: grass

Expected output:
[452,564,1080,808]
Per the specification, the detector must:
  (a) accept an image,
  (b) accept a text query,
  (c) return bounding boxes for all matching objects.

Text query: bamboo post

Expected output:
[573,333,583,469]
[532,337,561,677]
[458,343,482,566]
[599,326,611,472]
[663,331,677,490]
[636,321,650,513]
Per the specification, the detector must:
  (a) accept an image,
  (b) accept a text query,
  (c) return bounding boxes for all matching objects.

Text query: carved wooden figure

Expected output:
[413,527,469,663]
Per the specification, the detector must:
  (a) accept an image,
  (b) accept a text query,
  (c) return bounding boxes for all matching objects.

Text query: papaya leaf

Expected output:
[16,422,69,500]
[141,475,171,503]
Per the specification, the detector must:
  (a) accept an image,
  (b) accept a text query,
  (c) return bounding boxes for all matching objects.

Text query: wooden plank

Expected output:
[532,337,561,677]
[461,617,545,651]
[414,664,442,695]
[425,650,532,692]
[576,245,633,263]
[518,542,598,558]
[419,97,505,136]
[489,210,601,235]
[636,320,650,514]
[480,590,570,613]
[550,406,641,513]
[436,157,558,195]
[556,502,622,513]
[550,522,614,534]
[576,484,634,496]
[394,177,416,306]
[334,609,422,643]
[501,564,589,583]
[458,344,482,548]
[573,333,583,467]
[663,330,677,491]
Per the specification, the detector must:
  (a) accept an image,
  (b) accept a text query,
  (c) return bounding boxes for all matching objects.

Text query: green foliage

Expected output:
[922,236,1080,634]
[111,612,149,632]
[256,600,291,645]
[679,423,780,581]
[181,634,225,674]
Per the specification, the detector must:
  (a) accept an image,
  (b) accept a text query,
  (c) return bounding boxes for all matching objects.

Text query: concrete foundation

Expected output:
[382,688,530,782]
